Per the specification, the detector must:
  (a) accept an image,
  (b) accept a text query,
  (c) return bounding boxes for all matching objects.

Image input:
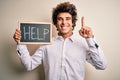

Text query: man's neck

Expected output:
[58,32,73,40]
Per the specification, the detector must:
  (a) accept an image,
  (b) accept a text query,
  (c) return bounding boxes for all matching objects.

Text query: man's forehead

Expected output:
[57,12,72,18]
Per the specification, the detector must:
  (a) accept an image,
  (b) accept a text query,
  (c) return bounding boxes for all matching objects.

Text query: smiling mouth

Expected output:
[62,26,67,30]
[61,25,68,29]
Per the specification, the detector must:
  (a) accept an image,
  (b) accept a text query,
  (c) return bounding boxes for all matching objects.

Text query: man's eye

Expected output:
[66,17,71,20]
[57,17,62,21]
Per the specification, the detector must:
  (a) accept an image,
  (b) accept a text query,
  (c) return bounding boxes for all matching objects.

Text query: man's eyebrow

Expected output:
[57,16,72,19]
[66,17,72,18]
[66,17,72,19]
[57,16,62,18]
[57,17,62,20]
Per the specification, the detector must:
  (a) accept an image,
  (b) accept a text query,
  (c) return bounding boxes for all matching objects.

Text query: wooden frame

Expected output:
[19,22,52,44]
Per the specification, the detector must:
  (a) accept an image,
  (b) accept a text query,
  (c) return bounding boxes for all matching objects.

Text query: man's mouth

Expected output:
[61,25,68,30]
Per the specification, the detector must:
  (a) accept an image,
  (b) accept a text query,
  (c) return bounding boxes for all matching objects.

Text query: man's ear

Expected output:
[55,24,58,31]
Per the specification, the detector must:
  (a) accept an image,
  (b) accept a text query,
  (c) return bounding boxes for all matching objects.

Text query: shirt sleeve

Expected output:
[17,44,44,71]
[85,38,107,70]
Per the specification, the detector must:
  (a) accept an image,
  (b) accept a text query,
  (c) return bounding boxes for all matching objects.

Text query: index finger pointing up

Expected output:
[81,16,85,27]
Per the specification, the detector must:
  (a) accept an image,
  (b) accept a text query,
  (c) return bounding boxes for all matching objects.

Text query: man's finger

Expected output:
[81,16,85,27]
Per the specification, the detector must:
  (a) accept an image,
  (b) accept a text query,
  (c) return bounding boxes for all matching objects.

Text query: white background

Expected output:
[0,0,120,80]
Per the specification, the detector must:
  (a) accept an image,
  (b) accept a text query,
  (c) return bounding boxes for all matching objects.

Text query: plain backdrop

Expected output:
[0,0,120,80]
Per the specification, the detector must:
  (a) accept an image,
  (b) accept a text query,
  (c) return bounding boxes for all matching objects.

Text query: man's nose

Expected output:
[62,19,67,24]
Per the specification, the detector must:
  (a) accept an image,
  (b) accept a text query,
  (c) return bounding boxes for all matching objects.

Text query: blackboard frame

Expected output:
[19,22,52,44]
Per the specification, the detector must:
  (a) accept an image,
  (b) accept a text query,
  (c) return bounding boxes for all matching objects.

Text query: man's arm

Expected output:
[13,29,43,71]
[79,16,106,69]
[85,38,107,70]
[17,44,43,71]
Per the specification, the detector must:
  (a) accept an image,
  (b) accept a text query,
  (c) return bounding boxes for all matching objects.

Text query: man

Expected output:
[13,2,106,80]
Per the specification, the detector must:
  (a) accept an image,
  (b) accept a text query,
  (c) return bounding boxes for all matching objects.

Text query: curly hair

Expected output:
[52,2,77,30]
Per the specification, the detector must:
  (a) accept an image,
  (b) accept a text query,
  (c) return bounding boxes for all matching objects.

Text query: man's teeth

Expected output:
[61,26,67,29]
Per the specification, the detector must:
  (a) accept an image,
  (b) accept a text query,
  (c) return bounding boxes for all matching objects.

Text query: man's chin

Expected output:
[58,32,67,35]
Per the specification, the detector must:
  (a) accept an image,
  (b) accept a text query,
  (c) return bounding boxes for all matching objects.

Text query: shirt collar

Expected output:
[55,34,75,42]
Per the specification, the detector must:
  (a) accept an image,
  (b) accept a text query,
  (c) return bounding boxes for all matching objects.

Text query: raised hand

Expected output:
[79,16,93,38]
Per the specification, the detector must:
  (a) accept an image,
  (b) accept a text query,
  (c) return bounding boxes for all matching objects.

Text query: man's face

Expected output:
[56,12,73,35]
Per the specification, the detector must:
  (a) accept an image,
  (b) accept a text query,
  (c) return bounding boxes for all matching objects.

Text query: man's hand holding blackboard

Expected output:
[13,28,21,44]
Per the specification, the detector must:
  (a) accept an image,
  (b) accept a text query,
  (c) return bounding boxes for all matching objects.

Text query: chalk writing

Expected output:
[20,22,52,44]
[23,26,49,40]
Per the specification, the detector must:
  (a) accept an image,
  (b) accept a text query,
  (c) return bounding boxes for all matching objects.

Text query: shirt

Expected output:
[17,34,106,80]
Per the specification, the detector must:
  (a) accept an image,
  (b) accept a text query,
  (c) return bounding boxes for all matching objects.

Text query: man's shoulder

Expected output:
[71,33,85,42]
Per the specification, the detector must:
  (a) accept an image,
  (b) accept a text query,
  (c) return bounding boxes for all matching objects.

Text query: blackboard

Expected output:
[19,22,52,44]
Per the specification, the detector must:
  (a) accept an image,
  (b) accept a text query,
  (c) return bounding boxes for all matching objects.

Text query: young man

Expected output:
[13,2,106,80]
